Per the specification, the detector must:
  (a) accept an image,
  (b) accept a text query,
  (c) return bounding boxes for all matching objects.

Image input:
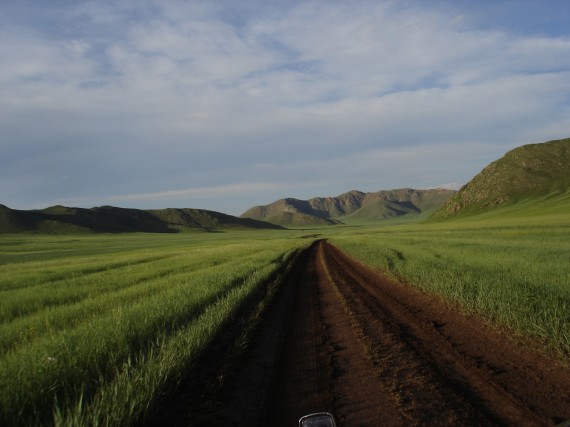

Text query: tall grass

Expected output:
[0,232,304,425]
[332,214,570,357]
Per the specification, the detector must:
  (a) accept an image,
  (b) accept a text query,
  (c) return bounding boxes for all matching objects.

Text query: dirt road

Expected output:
[265,240,570,426]
[153,240,570,426]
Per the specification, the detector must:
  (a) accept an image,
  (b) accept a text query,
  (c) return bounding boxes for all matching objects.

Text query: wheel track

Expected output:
[320,241,542,425]
[156,240,570,426]
[318,242,483,425]
[264,240,570,426]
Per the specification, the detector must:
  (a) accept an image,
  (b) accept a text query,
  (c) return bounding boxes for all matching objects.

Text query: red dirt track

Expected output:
[153,240,570,426]
[262,240,570,426]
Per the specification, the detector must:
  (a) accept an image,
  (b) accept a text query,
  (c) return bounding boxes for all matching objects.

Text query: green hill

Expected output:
[433,137,570,219]
[0,205,283,234]
[147,208,283,231]
[241,188,455,227]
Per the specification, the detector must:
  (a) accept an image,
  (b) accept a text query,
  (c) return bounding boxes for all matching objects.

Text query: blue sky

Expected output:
[1,0,569,215]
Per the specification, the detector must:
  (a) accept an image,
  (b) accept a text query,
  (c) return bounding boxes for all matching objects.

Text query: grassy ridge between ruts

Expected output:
[332,200,570,359]
[0,232,305,426]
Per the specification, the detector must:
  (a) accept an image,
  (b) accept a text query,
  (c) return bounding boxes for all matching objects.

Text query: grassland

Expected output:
[331,193,570,359]
[2,189,569,425]
[0,231,306,426]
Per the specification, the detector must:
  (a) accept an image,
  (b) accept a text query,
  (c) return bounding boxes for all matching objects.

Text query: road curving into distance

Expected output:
[154,240,570,426]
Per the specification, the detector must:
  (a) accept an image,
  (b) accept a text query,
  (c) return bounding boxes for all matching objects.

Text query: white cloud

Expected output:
[1,0,570,212]
[109,182,293,202]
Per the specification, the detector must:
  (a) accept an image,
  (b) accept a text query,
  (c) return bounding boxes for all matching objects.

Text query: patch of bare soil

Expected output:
[151,240,570,426]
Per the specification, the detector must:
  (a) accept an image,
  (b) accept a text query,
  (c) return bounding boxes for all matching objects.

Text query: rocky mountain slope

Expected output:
[241,188,456,226]
[433,137,570,218]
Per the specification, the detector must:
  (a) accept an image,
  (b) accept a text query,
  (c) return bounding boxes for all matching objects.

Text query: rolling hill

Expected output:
[433,137,570,219]
[0,205,283,234]
[241,188,456,227]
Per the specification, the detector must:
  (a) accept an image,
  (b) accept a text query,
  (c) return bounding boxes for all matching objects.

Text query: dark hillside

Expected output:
[0,205,282,234]
[147,208,283,230]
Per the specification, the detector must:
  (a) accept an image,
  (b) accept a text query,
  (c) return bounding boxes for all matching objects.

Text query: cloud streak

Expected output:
[109,182,294,202]
[1,0,570,214]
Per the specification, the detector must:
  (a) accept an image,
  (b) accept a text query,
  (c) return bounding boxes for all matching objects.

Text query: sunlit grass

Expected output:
[2,202,569,424]
[0,231,305,426]
[332,209,570,357]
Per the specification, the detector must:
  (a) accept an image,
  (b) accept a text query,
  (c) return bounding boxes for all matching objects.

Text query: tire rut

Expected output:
[263,240,570,426]
[320,242,532,425]
[166,240,570,426]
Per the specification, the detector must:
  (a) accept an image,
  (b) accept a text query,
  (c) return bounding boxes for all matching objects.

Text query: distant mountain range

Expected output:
[0,205,283,234]
[3,137,569,233]
[433,137,570,218]
[240,188,456,226]
[0,188,455,233]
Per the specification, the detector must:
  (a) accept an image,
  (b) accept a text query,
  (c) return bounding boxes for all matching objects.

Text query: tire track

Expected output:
[172,240,570,426]
[263,240,570,426]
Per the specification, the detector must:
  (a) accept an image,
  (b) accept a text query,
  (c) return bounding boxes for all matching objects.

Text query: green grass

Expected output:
[331,206,570,358]
[0,231,306,426]
[2,199,569,424]
[437,188,570,222]
[338,209,434,227]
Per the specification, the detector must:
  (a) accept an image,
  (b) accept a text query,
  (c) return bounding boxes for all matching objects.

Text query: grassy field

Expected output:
[331,194,570,359]
[0,231,306,426]
[2,192,569,425]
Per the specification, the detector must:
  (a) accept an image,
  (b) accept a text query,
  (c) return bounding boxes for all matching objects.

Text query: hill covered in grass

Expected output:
[433,137,570,219]
[0,205,283,234]
[241,188,455,227]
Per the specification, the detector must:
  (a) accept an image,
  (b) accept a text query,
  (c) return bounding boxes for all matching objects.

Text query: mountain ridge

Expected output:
[0,205,283,234]
[241,188,456,226]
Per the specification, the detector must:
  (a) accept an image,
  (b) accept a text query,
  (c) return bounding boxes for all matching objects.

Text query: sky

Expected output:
[1,0,570,216]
